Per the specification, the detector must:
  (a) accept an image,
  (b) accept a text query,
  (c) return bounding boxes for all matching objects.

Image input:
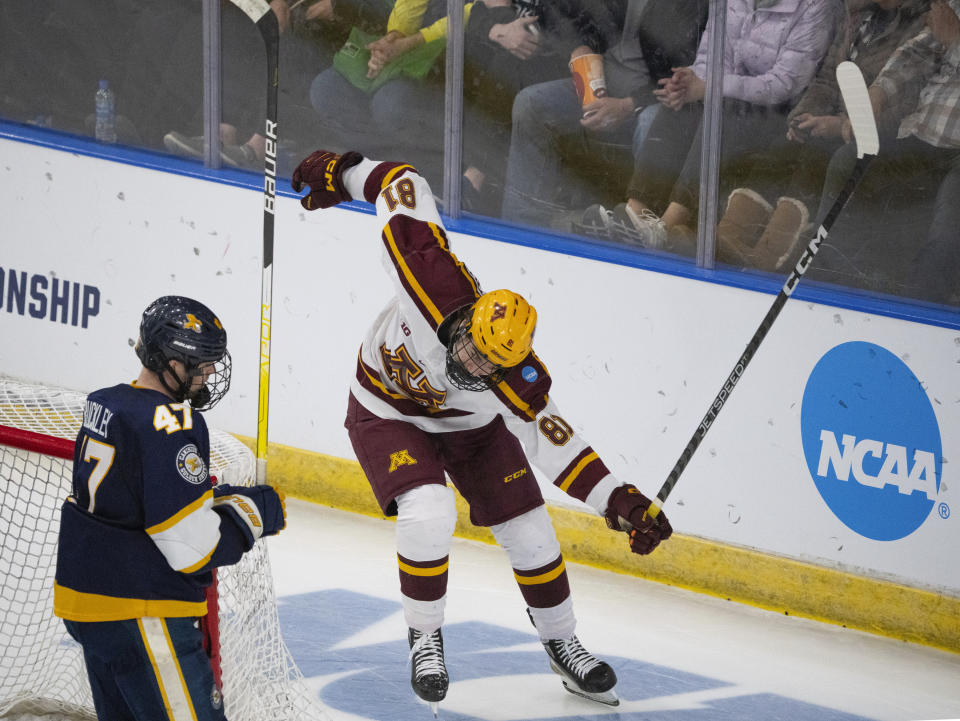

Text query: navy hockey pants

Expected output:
[64,616,226,721]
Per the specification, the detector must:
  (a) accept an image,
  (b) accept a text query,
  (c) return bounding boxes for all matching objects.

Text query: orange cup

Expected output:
[569,53,606,116]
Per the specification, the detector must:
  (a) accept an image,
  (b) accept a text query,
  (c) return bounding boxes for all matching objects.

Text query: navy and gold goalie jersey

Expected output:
[54,383,249,622]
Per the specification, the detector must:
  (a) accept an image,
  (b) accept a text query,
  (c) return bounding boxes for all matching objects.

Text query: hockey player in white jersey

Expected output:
[292,150,673,711]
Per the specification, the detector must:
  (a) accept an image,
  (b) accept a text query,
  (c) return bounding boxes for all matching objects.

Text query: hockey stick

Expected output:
[229,0,280,483]
[635,62,880,526]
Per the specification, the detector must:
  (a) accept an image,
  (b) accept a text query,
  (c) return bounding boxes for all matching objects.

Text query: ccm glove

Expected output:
[603,484,673,555]
[291,149,364,210]
[213,483,287,547]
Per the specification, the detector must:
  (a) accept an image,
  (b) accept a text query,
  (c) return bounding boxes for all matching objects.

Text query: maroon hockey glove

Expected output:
[603,484,673,555]
[291,150,364,210]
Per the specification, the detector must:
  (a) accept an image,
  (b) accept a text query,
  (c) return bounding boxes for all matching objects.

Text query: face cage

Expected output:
[444,327,507,392]
[161,351,232,411]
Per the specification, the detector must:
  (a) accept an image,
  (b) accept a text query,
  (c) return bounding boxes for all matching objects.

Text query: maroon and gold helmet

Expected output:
[469,290,537,367]
[445,290,537,391]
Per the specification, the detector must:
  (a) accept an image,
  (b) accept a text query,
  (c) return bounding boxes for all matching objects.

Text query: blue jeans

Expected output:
[309,67,444,182]
[812,137,960,301]
[913,154,960,304]
[65,617,226,721]
[501,78,657,228]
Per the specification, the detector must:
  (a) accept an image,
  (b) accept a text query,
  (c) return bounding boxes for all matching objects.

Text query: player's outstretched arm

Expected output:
[604,485,673,555]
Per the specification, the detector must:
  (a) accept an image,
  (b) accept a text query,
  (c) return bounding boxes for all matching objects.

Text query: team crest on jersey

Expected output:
[211,684,223,710]
[176,444,208,484]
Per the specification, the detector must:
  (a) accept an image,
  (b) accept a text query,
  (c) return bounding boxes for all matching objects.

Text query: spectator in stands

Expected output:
[456,0,618,215]
[306,0,460,174]
[163,0,343,170]
[573,0,840,251]
[308,0,612,201]
[714,0,929,272]
[910,156,960,305]
[500,0,709,229]
[295,0,395,68]
[808,0,960,302]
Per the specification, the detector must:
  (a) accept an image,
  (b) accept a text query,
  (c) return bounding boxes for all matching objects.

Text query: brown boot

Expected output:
[716,188,774,266]
[755,197,809,272]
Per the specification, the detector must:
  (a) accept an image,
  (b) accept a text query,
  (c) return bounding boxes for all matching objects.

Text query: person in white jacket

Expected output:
[291,149,673,712]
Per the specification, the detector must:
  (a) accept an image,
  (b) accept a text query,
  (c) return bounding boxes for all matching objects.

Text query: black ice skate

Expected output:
[408,628,448,716]
[542,635,619,706]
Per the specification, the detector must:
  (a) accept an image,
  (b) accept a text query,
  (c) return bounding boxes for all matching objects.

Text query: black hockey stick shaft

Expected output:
[229,0,279,483]
[639,62,878,523]
[646,158,871,519]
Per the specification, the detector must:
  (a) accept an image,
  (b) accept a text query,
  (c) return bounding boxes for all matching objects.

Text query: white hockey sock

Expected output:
[529,597,576,642]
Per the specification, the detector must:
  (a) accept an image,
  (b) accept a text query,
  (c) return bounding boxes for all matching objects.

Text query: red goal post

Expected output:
[0,377,327,720]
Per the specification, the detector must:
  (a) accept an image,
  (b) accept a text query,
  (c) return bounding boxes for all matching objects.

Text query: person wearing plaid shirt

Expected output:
[809,0,960,303]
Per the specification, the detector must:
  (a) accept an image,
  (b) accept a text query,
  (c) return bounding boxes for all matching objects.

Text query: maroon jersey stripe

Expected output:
[381,215,479,331]
[554,448,611,503]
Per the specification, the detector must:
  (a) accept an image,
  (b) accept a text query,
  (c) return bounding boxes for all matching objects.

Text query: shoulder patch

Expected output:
[176,444,208,485]
[494,353,552,420]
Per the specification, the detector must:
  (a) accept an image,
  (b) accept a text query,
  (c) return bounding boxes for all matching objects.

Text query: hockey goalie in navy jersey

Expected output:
[54,295,286,721]
[292,151,673,710]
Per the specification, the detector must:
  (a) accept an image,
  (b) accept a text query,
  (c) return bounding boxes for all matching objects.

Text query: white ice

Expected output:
[267,499,960,721]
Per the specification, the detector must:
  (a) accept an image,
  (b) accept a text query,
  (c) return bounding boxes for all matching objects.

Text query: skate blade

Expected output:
[413,695,442,718]
[560,680,620,707]
[548,661,619,706]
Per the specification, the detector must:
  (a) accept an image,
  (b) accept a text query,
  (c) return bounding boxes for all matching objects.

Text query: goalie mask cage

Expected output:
[0,377,328,721]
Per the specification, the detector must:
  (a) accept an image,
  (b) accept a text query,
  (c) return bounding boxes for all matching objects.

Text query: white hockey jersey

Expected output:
[342,159,622,514]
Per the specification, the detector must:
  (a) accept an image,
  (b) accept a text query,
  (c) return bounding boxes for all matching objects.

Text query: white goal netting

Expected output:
[0,377,328,721]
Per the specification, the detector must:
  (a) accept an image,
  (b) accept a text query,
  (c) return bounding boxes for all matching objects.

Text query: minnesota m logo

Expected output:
[389,449,418,472]
[490,302,507,322]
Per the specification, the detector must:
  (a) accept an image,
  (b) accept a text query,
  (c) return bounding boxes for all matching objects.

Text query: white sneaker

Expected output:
[615,203,667,249]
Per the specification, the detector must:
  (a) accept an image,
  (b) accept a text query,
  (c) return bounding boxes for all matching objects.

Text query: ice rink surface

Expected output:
[268,500,960,721]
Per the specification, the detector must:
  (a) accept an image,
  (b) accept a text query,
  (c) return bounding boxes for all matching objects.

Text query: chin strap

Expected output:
[158,359,196,405]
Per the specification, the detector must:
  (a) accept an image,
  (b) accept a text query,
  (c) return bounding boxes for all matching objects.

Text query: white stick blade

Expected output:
[837,61,879,158]
[230,0,271,22]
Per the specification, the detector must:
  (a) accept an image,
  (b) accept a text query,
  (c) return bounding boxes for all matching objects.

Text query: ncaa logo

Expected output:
[801,342,941,541]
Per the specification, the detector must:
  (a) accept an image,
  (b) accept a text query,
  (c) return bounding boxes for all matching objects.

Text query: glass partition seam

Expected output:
[203,0,223,169]
[442,0,465,218]
[696,0,727,269]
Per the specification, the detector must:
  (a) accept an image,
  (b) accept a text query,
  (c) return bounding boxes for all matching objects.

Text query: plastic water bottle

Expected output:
[94,79,117,143]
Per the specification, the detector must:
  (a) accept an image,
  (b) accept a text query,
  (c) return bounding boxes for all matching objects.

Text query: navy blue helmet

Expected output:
[135,296,231,411]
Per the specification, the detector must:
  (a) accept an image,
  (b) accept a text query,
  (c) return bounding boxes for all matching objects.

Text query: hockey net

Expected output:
[0,377,327,721]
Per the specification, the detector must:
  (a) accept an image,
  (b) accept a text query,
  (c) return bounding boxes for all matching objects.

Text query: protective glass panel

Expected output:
[295,0,449,187]
[710,0,959,310]
[0,1,204,155]
[462,0,710,262]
